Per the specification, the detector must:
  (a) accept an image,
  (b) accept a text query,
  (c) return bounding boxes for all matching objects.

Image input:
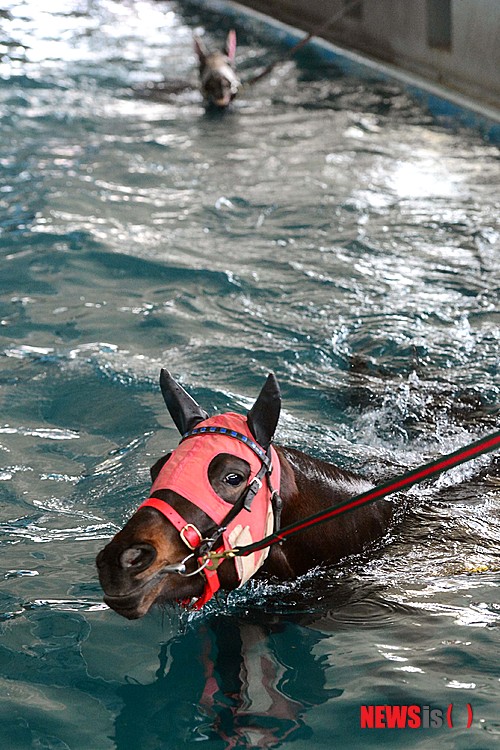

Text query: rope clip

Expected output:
[202,548,239,571]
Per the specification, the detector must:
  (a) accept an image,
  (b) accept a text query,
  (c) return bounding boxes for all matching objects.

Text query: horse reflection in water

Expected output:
[114,615,336,748]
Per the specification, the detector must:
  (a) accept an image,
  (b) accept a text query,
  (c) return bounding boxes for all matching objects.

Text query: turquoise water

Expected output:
[1,1,499,748]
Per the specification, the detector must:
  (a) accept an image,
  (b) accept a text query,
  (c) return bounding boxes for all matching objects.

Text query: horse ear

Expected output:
[225,29,236,63]
[194,35,207,66]
[247,373,281,450]
[159,369,209,435]
[150,452,171,482]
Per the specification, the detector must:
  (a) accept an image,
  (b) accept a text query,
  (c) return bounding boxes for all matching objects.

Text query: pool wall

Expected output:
[234,0,500,108]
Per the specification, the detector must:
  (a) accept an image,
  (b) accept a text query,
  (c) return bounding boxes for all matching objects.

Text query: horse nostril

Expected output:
[120,544,157,572]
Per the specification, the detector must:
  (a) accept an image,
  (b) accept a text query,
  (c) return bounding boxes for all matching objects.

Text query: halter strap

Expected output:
[143,497,203,550]
[181,426,271,468]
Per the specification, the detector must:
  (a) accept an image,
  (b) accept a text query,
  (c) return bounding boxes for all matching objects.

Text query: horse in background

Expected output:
[194,30,240,108]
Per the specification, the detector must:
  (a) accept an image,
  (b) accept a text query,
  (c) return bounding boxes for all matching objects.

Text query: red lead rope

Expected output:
[231,430,500,559]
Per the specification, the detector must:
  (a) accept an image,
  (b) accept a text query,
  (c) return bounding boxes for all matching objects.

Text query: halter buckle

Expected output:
[250,477,262,492]
[180,523,202,550]
[243,476,263,510]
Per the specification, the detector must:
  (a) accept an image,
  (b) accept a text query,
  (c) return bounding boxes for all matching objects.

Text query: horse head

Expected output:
[96,371,282,619]
[194,30,240,108]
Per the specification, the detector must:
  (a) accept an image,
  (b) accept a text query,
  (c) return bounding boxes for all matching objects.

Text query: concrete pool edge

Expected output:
[190,0,500,143]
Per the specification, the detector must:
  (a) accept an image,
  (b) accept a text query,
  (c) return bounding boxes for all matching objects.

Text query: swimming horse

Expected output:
[194,30,240,109]
[96,371,395,618]
[132,30,240,110]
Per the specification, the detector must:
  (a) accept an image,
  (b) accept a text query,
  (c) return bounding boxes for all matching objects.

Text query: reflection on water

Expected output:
[0,0,499,747]
[115,617,333,748]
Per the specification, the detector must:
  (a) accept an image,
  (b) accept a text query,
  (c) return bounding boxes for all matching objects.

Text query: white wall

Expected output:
[237,0,500,109]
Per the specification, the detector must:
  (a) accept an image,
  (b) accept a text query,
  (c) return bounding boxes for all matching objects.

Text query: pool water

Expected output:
[1,1,499,748]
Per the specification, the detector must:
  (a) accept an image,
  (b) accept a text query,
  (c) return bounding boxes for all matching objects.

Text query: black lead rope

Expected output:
[231,429,500,559]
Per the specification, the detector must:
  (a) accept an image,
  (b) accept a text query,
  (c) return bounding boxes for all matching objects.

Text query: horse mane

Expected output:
[277,445,373,503]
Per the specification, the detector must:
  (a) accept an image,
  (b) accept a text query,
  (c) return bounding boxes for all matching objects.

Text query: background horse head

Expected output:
[96,371,395,618]
[194,30,240,109]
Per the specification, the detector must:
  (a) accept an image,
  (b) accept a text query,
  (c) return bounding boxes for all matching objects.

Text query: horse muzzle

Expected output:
[96,520,204,618]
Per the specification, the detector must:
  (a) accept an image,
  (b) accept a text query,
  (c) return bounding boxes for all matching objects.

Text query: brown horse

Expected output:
[96,371,395,619]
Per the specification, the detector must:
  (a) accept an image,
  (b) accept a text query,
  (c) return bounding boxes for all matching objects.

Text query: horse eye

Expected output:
[224,473,244,486]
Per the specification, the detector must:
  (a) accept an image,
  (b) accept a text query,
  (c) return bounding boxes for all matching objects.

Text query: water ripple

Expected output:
[0,424,80,441]
[1,0,499,746]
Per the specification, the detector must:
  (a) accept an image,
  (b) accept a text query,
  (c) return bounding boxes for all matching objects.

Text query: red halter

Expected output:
[138,413,281,609]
